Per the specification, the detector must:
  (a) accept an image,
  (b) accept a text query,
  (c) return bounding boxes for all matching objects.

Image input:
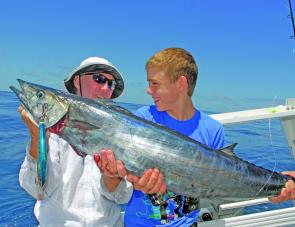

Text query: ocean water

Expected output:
[0,90,295,226]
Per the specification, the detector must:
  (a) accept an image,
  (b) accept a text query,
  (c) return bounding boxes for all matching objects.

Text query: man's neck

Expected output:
[167,98,195,121]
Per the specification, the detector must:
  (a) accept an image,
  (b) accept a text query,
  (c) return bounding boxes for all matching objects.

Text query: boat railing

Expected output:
[197,98,295,226]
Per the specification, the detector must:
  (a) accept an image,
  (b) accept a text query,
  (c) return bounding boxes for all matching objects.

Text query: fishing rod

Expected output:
[288,0,295,38]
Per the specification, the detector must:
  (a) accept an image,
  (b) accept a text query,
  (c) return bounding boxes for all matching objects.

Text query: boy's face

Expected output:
[146,67,180,112]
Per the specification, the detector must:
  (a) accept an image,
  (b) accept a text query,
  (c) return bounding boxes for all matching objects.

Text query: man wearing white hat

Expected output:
[18,57,133,226]
[64,57,124,99]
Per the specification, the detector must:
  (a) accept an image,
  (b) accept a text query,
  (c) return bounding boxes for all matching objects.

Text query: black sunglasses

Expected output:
[92,73,116,90]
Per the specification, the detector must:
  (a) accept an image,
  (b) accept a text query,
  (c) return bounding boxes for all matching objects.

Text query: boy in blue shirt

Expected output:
[124,47,225,226]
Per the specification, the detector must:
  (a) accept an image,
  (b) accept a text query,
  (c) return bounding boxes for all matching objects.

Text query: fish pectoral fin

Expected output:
[219,143,238,156]
[70,120,100,130]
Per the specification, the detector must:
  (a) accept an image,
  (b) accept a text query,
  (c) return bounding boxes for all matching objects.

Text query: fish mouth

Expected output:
[10,79,70,128]
[10,79,29,103]
[10,80,40,126]
[10,81,31,113]
[9,85,23,101]
[10,79,50,125]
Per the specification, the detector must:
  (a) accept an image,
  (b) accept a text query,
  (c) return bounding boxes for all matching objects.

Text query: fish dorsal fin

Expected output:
[219,143,238,156]
[70,120,100,130]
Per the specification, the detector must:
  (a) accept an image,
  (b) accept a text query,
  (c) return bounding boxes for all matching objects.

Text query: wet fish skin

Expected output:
[10,79,289,202]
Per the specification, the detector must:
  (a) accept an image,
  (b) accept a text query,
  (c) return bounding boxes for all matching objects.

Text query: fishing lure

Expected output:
[37,120,47,191]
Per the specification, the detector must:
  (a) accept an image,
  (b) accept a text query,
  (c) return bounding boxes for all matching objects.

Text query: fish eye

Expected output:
[36,90,45,99]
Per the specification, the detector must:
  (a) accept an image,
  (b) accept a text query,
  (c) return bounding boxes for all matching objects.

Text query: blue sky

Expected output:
[1,0,294,111]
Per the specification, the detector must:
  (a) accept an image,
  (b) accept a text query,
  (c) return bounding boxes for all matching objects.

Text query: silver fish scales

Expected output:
[10,79,291,202]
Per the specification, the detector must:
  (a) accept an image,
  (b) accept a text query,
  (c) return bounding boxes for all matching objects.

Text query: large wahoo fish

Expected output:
[11,79,291,202]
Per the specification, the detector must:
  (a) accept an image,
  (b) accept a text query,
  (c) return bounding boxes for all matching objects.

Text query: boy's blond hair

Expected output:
[146,48,198,96]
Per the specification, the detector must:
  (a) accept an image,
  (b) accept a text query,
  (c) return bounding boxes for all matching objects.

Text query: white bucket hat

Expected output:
[64,57,124,99]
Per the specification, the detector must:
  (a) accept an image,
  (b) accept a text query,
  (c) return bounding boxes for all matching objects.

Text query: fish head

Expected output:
[10,79,69,128]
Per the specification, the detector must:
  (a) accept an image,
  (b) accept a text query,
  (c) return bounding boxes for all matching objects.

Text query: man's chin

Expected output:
[95,94,112,99]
